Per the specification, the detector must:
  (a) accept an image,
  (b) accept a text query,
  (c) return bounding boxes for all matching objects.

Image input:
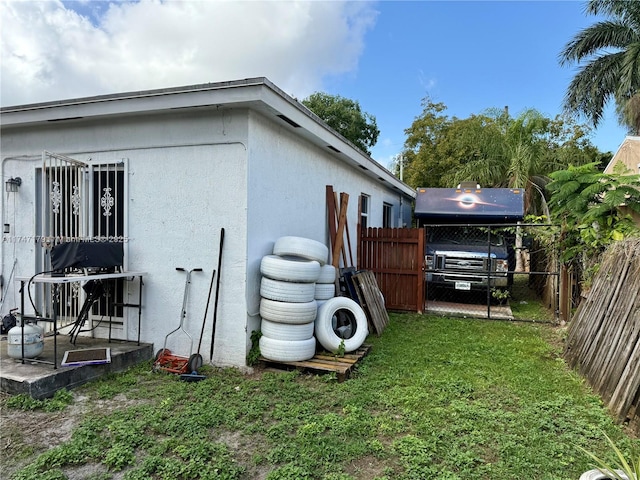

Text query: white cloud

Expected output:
[1,0,378,106]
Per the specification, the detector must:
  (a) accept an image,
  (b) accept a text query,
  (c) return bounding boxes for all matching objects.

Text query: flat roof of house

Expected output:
[1,77,415,198]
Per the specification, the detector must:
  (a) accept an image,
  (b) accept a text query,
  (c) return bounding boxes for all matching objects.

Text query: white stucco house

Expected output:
[0,77,415,369]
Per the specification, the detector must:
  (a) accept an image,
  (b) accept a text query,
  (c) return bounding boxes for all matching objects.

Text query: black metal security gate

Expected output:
[423,223,560,323]
[35,151,129,335]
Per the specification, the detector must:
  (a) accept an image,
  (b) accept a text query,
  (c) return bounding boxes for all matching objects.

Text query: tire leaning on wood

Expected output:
[315,296,368,353]
[260,254,321,283]
[273,236,329,265]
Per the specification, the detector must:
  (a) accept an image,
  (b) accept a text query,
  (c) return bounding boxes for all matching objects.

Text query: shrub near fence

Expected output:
[564,237,640,432]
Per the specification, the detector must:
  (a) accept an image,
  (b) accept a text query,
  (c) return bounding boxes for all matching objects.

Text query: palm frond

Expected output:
[577,430,639,480]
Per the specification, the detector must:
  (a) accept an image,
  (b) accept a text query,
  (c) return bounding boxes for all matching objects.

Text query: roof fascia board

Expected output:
[257,82,415,198]
[1,77,415,198]
[0,80,268,126]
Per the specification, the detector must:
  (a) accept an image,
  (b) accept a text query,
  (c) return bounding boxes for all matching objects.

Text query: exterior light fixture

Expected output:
[5,177,21,193]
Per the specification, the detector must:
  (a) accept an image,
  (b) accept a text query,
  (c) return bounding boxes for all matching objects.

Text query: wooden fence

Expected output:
[358,227,424,313]
[563,238,640,432]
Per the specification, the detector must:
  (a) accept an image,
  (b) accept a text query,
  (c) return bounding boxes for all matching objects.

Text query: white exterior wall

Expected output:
[0,80,415,369]
[243,111,411,347]
[1,109,252,368]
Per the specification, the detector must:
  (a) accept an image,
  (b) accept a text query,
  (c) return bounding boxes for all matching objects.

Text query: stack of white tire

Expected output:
[314,264,337,305]
[259,236,328,362]
[259,236,370,360]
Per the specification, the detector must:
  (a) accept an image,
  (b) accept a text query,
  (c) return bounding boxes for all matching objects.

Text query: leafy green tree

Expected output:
[302,92,380,156]
[451,109,603,218]
[559,0,640,133]
[547,162,640,269]
[399,97,455,188]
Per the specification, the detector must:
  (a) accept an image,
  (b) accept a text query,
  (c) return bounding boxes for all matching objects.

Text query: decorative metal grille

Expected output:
[36,152,129,337]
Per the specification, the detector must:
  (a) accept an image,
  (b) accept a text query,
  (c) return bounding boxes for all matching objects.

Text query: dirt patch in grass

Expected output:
[0,368,277,480]
[0,391,153,479]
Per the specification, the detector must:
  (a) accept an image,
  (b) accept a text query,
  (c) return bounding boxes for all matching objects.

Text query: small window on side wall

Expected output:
[360,194,370,229]
[383,202,392,228]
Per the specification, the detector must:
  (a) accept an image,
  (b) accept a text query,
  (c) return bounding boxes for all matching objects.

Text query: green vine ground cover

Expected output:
[2,311,638,479]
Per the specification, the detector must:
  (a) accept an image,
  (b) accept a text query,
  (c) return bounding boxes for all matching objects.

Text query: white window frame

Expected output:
[360,194,370,229]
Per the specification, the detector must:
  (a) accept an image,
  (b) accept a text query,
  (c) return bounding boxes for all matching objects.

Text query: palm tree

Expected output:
[560,0,640,134]
[451,109,554,218]
[451,109,557,272]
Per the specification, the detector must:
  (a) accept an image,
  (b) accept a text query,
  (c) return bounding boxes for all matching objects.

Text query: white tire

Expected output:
[315,297,368,353]
[579,470,629,480]
[317,264,337,284]
[260,255,321,283]
[273,236,329,265]
[260,277,315,303]
[259,298,318,324]
[259,336,316,362]
[260,318,314,341]
[314,283,335,300]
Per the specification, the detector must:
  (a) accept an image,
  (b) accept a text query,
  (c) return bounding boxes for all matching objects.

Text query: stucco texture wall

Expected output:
[1,109,251,368]
[243,111,409,345]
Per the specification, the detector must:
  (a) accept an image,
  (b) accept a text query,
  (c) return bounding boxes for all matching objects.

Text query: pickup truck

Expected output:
[414,184,524,293]
[424,225,512,291]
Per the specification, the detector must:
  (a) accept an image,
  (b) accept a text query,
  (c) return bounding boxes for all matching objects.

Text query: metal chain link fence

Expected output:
[423,223,559,323]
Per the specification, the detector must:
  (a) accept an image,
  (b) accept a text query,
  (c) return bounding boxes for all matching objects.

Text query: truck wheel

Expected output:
[315,297,368,353]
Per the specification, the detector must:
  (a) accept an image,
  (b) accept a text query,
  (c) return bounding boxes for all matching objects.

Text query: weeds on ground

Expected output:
[5,389,73,412]
[2,313,639,479]
[509,273,555,322]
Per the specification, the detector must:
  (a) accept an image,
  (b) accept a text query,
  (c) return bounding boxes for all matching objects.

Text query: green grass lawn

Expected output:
[2,313,638,480]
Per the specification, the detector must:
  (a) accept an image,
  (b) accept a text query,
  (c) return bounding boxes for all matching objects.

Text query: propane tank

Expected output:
[7,315,44,359]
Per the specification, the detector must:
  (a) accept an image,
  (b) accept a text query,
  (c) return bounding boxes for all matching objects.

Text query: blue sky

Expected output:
[1,1,628,170]
[330,1,628,164]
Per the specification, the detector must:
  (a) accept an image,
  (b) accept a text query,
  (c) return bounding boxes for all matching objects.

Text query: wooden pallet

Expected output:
[259,344,371,382]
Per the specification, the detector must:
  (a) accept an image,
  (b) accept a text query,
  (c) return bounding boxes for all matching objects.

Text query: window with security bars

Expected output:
[37,152,128,331]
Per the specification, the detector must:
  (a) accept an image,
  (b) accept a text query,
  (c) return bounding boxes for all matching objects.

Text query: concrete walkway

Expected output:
[426,300,514,320]
[0,333,153,399]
